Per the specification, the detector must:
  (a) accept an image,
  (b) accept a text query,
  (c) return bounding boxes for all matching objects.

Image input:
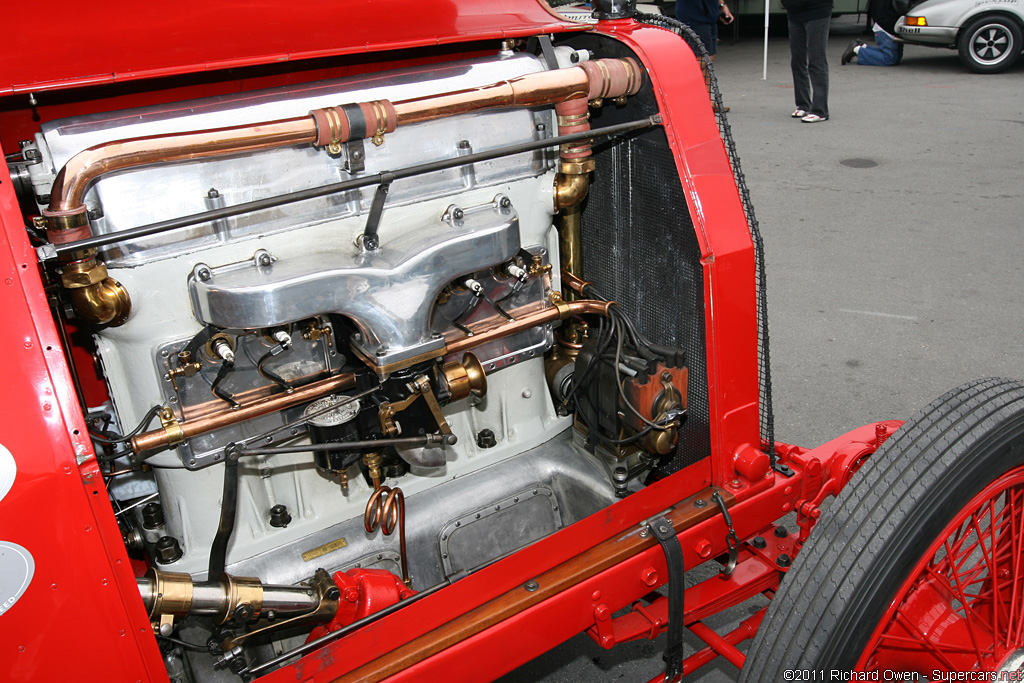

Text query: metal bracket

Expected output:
[344,138,366,174]
[36,243,57,263]
[711,491,740,576]
[360,171,395,251]
[648,516,684,683]
[537,34,558,70]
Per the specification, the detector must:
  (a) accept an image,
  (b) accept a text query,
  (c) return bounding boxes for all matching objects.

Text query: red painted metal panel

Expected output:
[1,0,584,96]
[0,159,165,679]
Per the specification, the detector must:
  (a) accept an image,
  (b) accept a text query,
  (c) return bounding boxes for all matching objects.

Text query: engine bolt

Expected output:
[142,502,164,530]
[268,504,291,528]
[154,536,183,564]
[777,554,792,568]
[774,525,789,538]
[476,429,497,449]
[752,536,767,549]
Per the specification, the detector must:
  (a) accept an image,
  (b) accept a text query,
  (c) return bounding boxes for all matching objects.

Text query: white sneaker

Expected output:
[801,113,828,123]
[791,109,807,118]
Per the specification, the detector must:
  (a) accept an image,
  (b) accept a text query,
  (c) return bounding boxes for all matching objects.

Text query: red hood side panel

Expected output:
[2,0,583,95]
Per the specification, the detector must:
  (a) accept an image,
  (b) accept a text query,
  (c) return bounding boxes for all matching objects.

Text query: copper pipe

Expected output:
[49,118,315,213]
[48,58,641,214]
[131,371,356,454]
[364,485,410,587]
[446,299,613,356]
[391,67,589,125]
[560,269,593,298]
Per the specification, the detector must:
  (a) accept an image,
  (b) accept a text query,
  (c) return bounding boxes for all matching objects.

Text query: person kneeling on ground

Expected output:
[842,0,907,66]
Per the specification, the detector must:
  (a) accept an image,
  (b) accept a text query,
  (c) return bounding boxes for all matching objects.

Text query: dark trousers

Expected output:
[788,16,830,117]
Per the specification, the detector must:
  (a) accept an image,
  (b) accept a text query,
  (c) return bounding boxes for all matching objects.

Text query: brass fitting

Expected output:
[44,208,132,327]
[158,407,185,447]
[440,353,487,402]
[363,452,384,485]
[553,157,595,213]
[66,273,132,326]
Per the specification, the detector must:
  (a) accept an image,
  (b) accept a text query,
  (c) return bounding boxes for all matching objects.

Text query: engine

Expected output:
[15,43,692,680]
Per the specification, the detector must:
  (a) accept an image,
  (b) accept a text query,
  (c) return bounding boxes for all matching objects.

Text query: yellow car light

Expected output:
[905,16,928,26]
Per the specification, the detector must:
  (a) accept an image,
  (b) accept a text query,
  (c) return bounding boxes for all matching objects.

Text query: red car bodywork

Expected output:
[0,2,892,681]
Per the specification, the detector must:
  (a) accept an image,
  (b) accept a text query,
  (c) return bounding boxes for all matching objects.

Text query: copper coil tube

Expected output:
[48,58,642,214]
[364,484,410,587]
[130,371,357,455]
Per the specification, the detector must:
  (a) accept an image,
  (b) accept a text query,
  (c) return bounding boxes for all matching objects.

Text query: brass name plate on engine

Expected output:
[301,537,348,562]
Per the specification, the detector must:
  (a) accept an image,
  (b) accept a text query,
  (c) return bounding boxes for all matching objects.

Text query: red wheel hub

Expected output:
[858,465,1024,673]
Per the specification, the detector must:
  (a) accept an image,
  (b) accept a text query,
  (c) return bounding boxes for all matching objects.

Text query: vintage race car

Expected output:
[2,1,1023,682]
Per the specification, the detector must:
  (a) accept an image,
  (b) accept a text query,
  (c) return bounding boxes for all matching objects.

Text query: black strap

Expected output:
[650,516,685,682]
[208,443,241,579]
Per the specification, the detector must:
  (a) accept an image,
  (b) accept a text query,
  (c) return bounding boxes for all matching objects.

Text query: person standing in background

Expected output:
[676,0,734,111]
[783,0,834,122]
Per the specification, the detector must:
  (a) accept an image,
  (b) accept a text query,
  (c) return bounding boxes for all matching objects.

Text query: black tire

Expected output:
[958,15,1023,73]
[739,377,1024,679]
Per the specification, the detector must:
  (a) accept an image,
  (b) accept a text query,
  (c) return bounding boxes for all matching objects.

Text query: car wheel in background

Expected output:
[957,16,1022,73]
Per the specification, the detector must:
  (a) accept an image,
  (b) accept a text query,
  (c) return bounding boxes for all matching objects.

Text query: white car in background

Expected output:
[895,0,1024,72]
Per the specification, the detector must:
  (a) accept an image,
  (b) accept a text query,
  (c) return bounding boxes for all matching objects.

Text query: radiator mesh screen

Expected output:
[581,129,710,474]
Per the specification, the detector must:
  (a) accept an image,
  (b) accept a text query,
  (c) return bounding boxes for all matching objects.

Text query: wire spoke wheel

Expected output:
[862,467,1024,673]
[740,378,1024,681]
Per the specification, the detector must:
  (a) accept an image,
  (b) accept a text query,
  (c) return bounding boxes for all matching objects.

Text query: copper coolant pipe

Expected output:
[47,118,316,214]
[447,299,613,355]
[47,58,641,214]
[131,371,357,455]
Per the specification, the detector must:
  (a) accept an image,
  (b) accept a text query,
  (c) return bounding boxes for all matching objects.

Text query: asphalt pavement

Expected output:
[499,17,1024,683]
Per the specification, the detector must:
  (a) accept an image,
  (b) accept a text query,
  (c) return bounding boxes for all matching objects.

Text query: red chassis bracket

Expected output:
[311,420,902,683]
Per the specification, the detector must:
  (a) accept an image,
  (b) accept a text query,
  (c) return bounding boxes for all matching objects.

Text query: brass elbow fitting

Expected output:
[553,161,595,211]
[43,207,131,327]
[66,274,132,326]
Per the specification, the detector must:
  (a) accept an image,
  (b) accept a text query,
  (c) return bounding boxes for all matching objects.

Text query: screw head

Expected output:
[524,580,539,592]
[197,268,212,281]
